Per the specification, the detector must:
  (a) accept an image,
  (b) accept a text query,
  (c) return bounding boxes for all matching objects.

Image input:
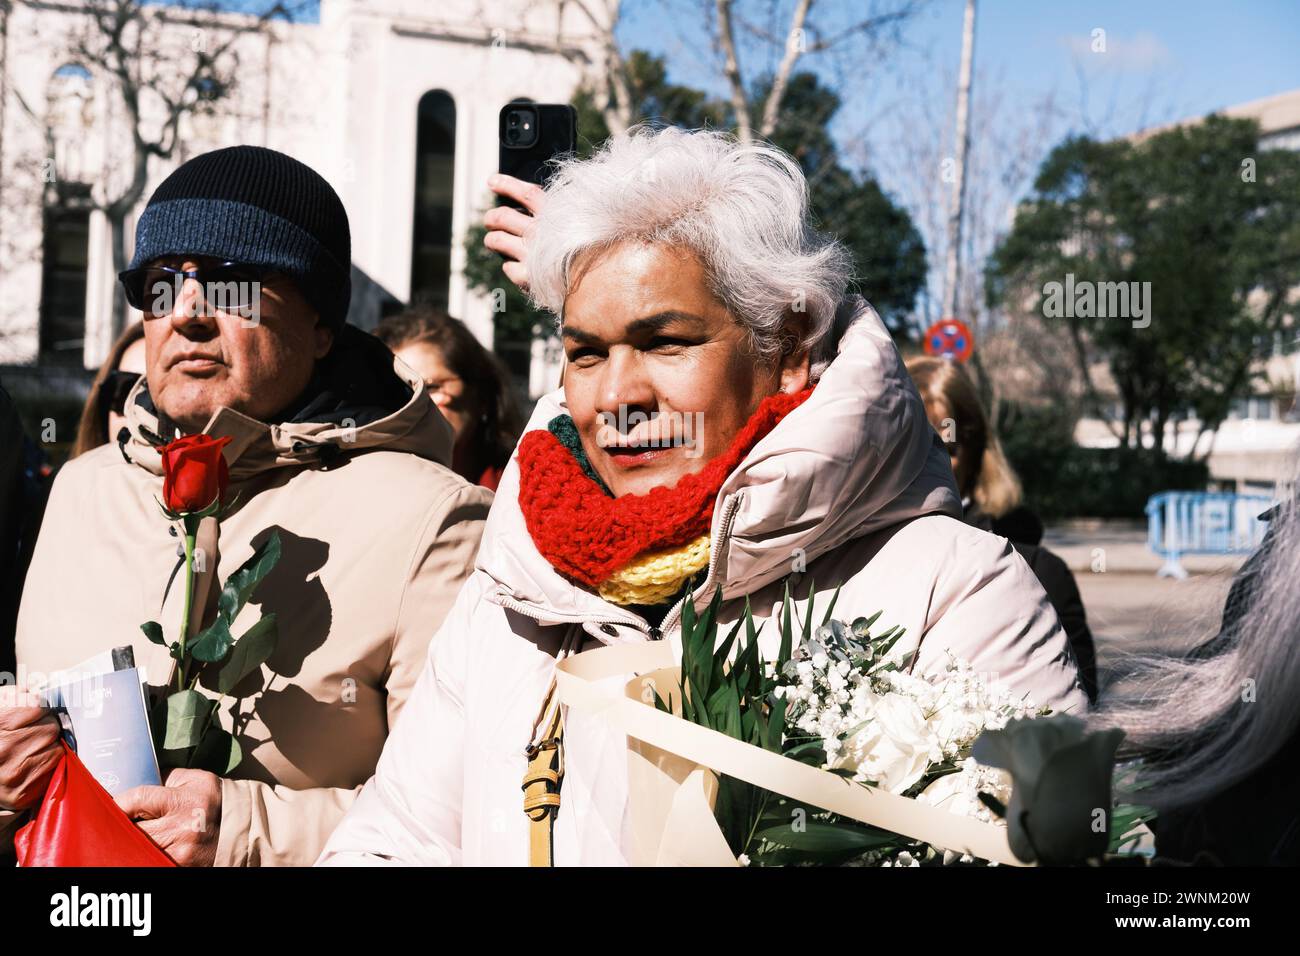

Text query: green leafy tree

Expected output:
[987,116,1300,460]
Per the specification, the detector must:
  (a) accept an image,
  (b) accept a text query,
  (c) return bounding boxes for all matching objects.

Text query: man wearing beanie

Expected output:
[2,146,491,866]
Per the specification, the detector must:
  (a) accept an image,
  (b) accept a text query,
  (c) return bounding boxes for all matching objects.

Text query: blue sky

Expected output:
[618,0,1300,324]
[621,0,1300,137]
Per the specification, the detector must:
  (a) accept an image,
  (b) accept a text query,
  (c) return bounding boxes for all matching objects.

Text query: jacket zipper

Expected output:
[491,589,648,635]
[657,492,743,636]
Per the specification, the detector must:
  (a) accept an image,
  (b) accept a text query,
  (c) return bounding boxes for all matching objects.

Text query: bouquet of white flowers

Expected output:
[554,580,1153,867]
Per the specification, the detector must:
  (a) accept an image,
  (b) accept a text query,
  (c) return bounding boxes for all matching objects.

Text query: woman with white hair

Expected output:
[318,126,1087,866]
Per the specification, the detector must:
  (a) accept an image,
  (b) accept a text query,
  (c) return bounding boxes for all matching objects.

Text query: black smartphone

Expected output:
[497,102,577,210]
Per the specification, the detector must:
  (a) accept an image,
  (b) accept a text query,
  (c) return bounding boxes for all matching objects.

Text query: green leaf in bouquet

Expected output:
[737,597,763,699]
[819,583,843,626]
[1108,803,1157,854]
[163,689,213,750]
[215,613,278,695]
[189,726,242,775]
[801,578,816,642]
[867,625,910,673]
[778,580,794,668]
[851,610,882,639]
[707,679,742,739]
[781,735,828,765]
[756,820,898,854]
[217,529,282,625]
[710,616,742,690]
[734,607,765,704]
[767,695,790,752]
[188,618,233,663]
[141,621,167,646]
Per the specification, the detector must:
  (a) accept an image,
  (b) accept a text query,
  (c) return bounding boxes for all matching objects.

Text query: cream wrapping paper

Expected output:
[555,642,1028,867]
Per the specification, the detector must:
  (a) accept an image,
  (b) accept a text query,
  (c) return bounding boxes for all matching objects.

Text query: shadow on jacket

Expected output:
[964,503,1099,704]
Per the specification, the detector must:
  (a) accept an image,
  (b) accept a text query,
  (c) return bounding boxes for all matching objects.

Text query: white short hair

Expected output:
[525,125,853,377]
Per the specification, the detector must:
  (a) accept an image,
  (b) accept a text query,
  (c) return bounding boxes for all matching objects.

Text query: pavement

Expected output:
[1041,520,1246,671]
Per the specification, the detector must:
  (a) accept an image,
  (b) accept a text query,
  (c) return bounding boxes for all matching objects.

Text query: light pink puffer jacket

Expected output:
[318,300,1088,866]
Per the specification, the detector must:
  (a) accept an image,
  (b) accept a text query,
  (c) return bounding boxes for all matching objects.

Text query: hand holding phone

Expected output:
[484,174,545,291]
[485,102,575,290]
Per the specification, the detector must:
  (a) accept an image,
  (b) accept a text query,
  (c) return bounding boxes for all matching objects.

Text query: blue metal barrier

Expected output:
[1145,491,1274,579]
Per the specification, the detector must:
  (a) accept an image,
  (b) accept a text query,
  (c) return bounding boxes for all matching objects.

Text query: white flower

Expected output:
[918,760,1013,827]
[835,692,934,794]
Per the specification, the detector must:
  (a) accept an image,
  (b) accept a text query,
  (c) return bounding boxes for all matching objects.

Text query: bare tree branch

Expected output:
[715,0,753,141]
[756,0,811,139]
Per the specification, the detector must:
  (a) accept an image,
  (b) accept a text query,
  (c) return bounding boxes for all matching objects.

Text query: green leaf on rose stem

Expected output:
[163,689,213,750]
[217,529,282,624]
[216,613,278,695]
[194,496,222,520]
[141,621,166,646]
[190,726,242,775]
[187,617,233,663]
[216,490,243,519]
[154,495,182,521]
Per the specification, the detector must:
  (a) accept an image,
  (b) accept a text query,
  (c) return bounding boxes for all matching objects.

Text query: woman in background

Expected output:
[72,321,146,458]
[907,355,1098,703]
[375,309,522,491]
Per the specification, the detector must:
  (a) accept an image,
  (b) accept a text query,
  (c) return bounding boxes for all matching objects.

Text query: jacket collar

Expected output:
[120,326,454,482]
[476,298,961,631]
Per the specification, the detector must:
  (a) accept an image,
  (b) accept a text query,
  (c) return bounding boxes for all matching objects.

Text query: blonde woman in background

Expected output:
[907,356,1098,702]
[72,321,146,458]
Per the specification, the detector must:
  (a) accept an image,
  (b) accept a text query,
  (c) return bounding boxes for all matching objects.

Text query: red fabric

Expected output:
[14,744,175,868]
[161,433,231,513]
[478,463,504,492]
[517,387,812,586]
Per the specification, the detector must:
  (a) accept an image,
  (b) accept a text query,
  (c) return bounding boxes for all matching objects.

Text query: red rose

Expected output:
[161,434,232,514]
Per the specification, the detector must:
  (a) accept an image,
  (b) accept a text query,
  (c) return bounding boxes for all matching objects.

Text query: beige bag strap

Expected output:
[522,625,583,867]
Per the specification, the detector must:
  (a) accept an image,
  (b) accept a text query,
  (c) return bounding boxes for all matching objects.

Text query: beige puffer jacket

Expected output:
[317,301,1088,867]
[7,327,491,865]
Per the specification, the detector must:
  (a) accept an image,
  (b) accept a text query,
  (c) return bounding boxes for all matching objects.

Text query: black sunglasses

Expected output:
[117,261,270,318]
[100,369,141,416]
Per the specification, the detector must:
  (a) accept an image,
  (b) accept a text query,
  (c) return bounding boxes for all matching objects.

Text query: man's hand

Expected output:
[115,767,222,867]
[484,173,546,291]
[0,686,62,811]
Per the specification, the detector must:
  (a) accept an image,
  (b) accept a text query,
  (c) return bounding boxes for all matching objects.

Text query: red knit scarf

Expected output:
[517,387,813,587]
